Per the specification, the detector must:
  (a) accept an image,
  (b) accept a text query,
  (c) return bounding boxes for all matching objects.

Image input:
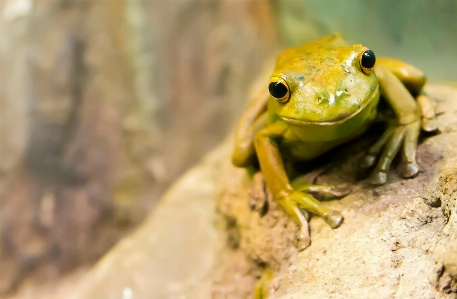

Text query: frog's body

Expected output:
[232,33,437,252]
[264,35,381,162]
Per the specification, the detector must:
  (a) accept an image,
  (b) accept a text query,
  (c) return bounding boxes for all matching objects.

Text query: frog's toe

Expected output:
[313,186,351,200]
[297,231,311,251]
[299,185,351,200]
[324,210,344,229]
[400,162,419,178]
[330,186,352,199]
[422,117,439,132]
[360,154,377,169]
[369,171,387,185]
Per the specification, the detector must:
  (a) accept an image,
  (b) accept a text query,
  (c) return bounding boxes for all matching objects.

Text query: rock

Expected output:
[40,84,457,299]
[59,145,230,299]
[214,85,457,299]
[434,166,457,285]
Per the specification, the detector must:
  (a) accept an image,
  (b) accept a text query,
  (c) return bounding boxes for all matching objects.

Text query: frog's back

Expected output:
[274,33,348,70]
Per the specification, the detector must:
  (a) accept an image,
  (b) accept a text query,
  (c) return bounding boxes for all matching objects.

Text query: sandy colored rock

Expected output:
[212,86,457,298]
[54,145,229,299]
[30,84,457,299]
[216,84,457,299]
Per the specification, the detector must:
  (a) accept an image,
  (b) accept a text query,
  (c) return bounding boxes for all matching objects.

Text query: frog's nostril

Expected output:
[336,88,351,99]
[316,89,330,104]
[316,95,327,104]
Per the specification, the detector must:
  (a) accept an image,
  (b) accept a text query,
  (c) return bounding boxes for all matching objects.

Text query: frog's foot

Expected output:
[279,191,344,243]
[253,268,273,299]
[360,125,396,171]
[362,120,422,185]
[368,171,387,185]
[277,195,311,250]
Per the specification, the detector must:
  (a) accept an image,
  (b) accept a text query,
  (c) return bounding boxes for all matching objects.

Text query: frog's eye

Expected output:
[268,79,290,102]
[359,48,376,74]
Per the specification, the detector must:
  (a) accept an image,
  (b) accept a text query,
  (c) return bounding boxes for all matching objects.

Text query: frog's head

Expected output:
[269,41,379,125]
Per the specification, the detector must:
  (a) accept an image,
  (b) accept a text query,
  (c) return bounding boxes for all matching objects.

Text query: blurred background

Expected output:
[0,0,456,297]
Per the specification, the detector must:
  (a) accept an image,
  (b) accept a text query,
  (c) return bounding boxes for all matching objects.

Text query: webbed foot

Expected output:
[283,179,349,246]
[278,195,312,251]
[278,189,345,250]
[360,90,439,185]
[361,120,422,185]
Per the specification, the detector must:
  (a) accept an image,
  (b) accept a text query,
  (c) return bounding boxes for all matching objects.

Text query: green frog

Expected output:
[232,33,437,250]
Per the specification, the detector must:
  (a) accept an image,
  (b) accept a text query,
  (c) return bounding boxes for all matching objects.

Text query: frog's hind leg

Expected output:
[376,58,426,96]
[364,59,437,185]
[361,120,421,184]
[376,57,439,132]
[368,124,407,185]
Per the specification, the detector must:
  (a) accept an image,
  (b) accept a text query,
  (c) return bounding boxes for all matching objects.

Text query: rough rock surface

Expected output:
[31,85,457,299]
[57,147,227,299]
[216,84,457,299]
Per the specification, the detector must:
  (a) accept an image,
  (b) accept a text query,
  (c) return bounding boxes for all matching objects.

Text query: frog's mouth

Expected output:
[279,86,379,126]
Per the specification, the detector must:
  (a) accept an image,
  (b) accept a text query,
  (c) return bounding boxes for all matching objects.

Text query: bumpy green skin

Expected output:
[232,33,437,254]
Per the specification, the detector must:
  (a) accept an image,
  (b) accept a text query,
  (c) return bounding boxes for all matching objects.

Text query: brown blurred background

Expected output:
[0,0,456,296]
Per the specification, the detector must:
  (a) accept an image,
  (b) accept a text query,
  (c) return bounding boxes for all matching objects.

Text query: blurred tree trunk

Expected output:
[0,0,280,295]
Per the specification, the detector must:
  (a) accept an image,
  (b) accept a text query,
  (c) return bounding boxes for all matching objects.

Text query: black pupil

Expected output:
[361,50,376,69]
[269,82,288,99]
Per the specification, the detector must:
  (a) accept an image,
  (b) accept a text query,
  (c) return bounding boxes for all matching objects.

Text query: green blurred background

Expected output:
[279,0,457,81]
[0,0,456,297]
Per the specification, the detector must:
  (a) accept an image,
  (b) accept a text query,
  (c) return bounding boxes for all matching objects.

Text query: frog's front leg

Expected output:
[254,121,343,250]
[364,60,437,185]
[232,88,270,168]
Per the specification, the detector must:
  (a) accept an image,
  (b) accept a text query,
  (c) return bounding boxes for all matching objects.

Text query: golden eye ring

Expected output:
[359,47,376,75]
[268,78,290,102]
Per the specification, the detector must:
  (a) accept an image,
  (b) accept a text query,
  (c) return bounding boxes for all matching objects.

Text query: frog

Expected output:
[232,33,438,251]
